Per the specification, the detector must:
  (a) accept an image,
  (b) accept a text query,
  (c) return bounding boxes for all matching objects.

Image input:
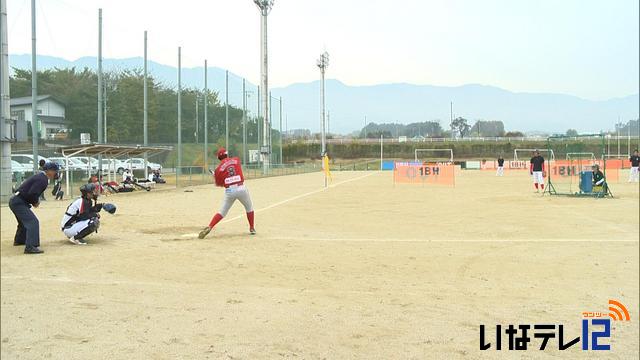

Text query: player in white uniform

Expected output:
[530,150,546,192]
[496,155,505,176]
[629,149,639,182]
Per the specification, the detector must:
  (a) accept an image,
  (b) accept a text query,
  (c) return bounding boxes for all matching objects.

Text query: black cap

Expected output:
[42,162,60,172]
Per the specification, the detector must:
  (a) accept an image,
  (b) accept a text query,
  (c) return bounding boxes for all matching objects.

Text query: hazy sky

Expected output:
[5,0,639,100]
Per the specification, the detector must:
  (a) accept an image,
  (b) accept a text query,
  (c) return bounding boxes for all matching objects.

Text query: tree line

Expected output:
[10,67,274,147]
[362,118,514,138]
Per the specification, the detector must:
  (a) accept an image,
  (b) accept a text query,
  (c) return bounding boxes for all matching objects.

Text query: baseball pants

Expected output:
[219,186,253,216]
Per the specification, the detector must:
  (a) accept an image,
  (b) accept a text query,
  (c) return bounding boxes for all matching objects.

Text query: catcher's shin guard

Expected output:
[75,218,101,240]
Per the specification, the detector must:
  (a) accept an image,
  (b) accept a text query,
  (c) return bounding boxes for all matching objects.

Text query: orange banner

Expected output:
[605,159,632,169]
[479,160,529,170]
[550,160,619,182]
[393,162,455,186]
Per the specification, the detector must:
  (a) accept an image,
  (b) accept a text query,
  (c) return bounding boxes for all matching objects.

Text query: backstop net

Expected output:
[514,148,556,162]
[544,134,616,197]
[414,148,454,164]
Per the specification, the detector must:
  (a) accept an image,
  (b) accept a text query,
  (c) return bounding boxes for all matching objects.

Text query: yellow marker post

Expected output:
[323,155,332,187]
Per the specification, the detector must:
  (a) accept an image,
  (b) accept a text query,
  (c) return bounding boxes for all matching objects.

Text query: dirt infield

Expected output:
[1,170,638,359]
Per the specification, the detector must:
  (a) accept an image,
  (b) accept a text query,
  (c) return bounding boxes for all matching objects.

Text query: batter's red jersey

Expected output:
[214,157,245,188]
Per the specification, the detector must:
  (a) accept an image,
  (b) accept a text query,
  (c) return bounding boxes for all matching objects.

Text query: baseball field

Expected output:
[1,169,638,359]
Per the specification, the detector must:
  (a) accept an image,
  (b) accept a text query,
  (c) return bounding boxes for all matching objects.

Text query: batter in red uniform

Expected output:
[199,148,255,238]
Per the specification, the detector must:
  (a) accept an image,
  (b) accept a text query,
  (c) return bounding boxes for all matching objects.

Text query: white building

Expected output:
[10,95,68,140]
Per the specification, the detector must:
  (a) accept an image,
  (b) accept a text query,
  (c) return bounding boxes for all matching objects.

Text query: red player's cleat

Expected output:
[198,227,212,239]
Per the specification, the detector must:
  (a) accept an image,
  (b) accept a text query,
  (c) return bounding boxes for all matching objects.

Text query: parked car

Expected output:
[49,157,88,171]
[11,154,50,170]
[71,157,98,171]
[11,160,32,173]
[100,158,128,174]
[123,158,162,172]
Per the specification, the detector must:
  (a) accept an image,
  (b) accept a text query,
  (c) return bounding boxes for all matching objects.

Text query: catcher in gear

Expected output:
[60,183,114,245]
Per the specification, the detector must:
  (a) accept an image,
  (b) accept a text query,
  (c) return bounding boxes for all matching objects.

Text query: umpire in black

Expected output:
[9,162,60,254]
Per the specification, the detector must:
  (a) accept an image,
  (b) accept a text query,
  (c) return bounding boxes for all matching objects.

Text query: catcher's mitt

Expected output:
[102,203,117,214]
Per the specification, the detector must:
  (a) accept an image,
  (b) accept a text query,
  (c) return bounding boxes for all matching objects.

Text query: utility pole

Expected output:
[204,59,208,170]
[269,91,272,163]
[617,118,620,157]
[279,96,283,164]
[254,0,274,175]
[195,94,199,144]
[177,46,182,176]
[450,101,453,139]
[31,0,38,172]
[628,122,631,156]
[1,0,13,203]
[380,134,383,170]
[242,78,247,166]
[364,115,367,139]
[103,77,107,142]
[225,69,229,149]
[143,30,148,179]
[257,87,261,164]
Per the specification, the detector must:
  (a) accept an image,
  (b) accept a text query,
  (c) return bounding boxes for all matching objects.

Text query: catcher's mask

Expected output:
[80,183,99,200]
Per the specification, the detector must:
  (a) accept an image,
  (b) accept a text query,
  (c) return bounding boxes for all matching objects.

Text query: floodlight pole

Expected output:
[317,51,329,187]
[317,51,329,157]
[96,8,103,177]
[97,8,103,143]
[254,0,274,175]
[30,0,38,172]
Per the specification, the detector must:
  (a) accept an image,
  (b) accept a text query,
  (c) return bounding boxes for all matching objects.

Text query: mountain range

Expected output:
[8,54,639,135]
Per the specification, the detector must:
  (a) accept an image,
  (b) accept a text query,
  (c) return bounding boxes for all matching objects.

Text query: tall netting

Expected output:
[544,134,614,197]
[414,148,454,164]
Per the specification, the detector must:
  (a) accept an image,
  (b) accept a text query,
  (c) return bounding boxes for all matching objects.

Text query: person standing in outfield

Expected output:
[496,155,505,176]
[629,149,639,183]
[8,162,59,254]
[199,148,256,239]
[530,150,546,192]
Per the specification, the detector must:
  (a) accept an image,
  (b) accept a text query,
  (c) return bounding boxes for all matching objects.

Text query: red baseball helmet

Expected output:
[217,148,228,160]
